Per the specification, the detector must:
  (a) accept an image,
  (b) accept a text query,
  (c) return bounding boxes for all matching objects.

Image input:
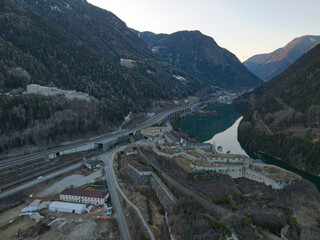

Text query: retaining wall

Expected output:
[125,164,151,185]
[49,143,95,159]
[150,173,177,208]
[125,163,176,208]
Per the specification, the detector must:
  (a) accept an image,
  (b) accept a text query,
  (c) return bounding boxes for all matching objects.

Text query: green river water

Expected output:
[178,104,320,190]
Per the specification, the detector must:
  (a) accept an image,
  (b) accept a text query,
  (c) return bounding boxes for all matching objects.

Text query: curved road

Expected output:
[100,147,155,240]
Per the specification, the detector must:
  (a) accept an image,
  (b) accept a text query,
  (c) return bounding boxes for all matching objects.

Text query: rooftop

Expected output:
[161,142,179,146]
[85,159,99,166]
[192,160,246,167]
[158,148,179,155]
[141,126,168,132]
[186,151,204,158]
[187,142,212,147]
[61,188,108,198]
[249,163,301,182]
[49,201,86,210]
[206,153,246,158]
[164,132,179,142]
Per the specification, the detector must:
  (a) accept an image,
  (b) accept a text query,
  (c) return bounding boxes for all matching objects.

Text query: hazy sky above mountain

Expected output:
[88,0,320,61]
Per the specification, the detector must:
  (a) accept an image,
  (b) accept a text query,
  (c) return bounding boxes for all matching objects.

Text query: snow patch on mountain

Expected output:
[309,37,317,43]
[173,75,186,81]
[50,5,61,12]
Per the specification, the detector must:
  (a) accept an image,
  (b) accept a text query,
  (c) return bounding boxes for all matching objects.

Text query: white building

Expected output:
[183,142,213,153]
[244,163,302,190]
[49,201,86,214]
[190,161,245,178]
[60,188,109,205]
[206,154,245,163]
[190,161,301,190]
[84,159,100,170]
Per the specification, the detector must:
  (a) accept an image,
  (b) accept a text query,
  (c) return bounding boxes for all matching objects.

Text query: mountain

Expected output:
[17,0,150,61]
[14,0,202,94]
[244,35,320,81]
[2,0,202,99]
[234,43,320,175]
[0,0,202,153]
[134,30,262,89]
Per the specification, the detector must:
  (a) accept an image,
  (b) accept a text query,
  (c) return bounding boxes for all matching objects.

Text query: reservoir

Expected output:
[178,104,320,190]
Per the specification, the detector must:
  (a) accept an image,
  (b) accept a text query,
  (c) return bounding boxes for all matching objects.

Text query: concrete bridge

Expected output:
[164,105,196,120]
[47,104,199,160]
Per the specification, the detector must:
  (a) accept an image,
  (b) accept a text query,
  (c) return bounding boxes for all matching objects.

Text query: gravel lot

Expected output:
[66,220,97,240]
[38,170,102,197]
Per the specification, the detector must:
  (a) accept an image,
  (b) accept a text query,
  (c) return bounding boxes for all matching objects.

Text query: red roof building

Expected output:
[60,188,109,205]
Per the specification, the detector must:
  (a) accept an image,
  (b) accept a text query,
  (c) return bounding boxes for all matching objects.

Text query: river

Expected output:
[178,104,320,190]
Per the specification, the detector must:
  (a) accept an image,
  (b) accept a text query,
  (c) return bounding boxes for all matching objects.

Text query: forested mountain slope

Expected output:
[244,35,320,81]
[0,0,200,153]
[136,30,262,89]
[234,43,320,175]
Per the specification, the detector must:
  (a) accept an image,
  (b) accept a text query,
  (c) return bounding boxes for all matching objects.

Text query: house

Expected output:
[84,159,100,170]
[49,201,86,214]
[60,188,109,205]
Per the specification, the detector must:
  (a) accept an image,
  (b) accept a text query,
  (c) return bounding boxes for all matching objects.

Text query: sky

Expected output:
[87,0,320,62]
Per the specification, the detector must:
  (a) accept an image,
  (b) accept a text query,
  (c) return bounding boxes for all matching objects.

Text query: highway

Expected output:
[1,144,154,239]
[0,162,82,199]
[100,147,155,240]
[101,149,131,240]
[0,102,201,168]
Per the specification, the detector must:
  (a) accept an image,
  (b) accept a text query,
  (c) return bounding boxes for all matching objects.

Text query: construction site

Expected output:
[0,164,119,240]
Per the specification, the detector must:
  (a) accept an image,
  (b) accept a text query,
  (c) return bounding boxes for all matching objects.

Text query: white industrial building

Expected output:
[60,188,109,205]
[49,201,86,214]
[84,159,100,170]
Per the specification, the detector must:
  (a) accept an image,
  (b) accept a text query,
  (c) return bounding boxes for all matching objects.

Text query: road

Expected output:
[101,149,131,240]
[100,147,155,240]
[1,144,154,239]
[0,102,201,168]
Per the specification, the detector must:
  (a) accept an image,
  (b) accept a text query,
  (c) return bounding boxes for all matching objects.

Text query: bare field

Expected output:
[0,202,119,240]
[37,169,103,197]
[0,189,118,240]
[0,165,117,240]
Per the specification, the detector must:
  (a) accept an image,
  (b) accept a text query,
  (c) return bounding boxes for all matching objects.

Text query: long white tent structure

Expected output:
[49,201,86,214]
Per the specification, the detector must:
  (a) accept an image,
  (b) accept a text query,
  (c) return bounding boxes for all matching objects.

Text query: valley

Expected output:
[0,0,320,240]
